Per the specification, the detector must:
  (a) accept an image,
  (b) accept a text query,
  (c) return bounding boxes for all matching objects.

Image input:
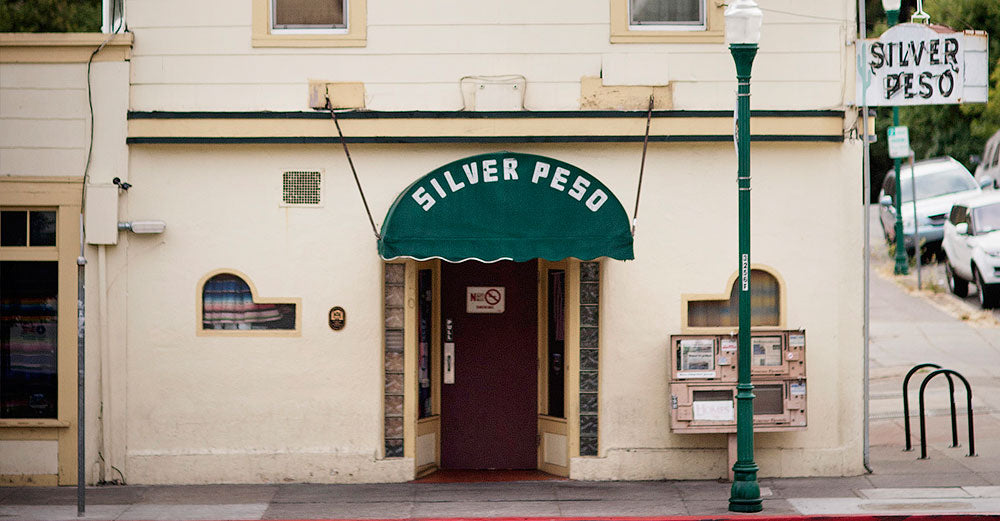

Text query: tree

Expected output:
[0,0,102,33]
[864,0,999,200]
[899,0,1000,171]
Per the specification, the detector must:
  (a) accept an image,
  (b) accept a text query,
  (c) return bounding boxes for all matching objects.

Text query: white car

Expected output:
[878,157,987,255]
[973,129,1000,190]
[943,191,1000,308]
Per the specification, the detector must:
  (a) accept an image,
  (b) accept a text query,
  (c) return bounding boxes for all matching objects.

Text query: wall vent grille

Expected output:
[282,171,323,206]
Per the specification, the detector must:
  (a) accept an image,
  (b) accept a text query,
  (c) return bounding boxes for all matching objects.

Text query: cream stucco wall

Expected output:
[0,61,127,178]
[125,0,857,111]
[576,142,864,479]
[116,139,864,483]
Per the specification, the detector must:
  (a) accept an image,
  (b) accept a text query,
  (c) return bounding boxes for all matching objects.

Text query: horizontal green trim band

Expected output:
[127,134,844,144]
[126,134,844,144]
[127,109,844,120]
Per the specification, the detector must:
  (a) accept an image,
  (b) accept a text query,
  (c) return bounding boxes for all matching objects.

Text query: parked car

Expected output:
[878,156,989,255]
[943,191,1000,308]
[973,129,1000,189]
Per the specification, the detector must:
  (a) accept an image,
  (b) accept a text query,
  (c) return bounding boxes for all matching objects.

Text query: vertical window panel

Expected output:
[547,270,565,418]
[1,261,59,419]
[417,269,433,419]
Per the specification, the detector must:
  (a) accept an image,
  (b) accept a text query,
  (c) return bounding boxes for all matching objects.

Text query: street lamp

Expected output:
[882,0,909,274]
[726,0,763,513]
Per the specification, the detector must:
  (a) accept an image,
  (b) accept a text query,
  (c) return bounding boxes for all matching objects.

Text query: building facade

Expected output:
[1,0,866,485]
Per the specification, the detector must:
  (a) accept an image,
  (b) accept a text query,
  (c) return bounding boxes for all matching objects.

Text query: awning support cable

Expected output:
[326,96,381,240]
[631,95,654,237]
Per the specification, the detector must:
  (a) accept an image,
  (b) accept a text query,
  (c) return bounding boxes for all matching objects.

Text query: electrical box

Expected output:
[84,183,119,245]
[668,330,806,433]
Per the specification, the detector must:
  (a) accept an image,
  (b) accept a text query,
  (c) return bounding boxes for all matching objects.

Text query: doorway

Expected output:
[439,260,538,469]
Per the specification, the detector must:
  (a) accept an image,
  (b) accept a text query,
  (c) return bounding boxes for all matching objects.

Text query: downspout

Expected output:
[77,217,86,516]
[857,0,874,474]
[98,244,113,481]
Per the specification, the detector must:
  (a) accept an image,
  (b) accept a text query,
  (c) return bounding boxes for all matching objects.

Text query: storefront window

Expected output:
[1,261,59,419]
[201,273,296,330]
[687,269,780,328]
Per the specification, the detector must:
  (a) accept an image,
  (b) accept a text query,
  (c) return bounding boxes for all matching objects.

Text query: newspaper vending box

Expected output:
[669,330,806,433]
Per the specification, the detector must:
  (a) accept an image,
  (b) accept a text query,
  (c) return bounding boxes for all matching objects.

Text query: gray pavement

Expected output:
[4,213,1000,520]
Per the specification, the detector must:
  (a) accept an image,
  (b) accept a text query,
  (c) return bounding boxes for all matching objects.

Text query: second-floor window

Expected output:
[630,0,704,29]
[253,0,365,47]
[273,0,346,31]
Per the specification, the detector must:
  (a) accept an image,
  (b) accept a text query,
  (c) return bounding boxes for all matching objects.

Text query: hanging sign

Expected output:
[860,24,989,106]
[466,286,505,314]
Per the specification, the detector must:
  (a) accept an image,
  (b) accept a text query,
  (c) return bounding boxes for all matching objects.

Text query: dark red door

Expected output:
[440,260,538,469]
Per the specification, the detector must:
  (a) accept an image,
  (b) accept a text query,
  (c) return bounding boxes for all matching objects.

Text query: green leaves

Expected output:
[0,0,101,33]
[899,0,1000,171]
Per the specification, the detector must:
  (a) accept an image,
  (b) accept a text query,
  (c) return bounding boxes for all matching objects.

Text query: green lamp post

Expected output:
[883,0,909,274]
[726,0,763,513]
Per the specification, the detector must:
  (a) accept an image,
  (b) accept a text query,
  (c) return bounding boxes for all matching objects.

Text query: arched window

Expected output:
[198,271,299,334]
[684,267,782,329]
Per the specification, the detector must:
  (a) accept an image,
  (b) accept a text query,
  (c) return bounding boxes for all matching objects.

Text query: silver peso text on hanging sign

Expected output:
[860,23,989,106]
[410,156,609,213]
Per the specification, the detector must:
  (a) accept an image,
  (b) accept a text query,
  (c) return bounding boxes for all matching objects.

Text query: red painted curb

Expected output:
[252,514,1000,521]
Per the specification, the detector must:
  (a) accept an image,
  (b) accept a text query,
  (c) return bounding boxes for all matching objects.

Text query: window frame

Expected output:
[196,269,302,337]
[252,0,366,48]
[610,0,724,44]
[0,178,81,487]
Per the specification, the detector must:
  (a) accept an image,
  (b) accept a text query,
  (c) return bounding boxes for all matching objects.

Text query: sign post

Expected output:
[887,126,910,159]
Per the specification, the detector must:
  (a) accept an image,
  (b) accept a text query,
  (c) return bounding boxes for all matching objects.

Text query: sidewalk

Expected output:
[3,267,999,521]
[2,475,1000,520]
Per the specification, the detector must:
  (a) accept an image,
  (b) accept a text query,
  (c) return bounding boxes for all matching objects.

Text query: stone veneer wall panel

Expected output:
[383,264,406,458]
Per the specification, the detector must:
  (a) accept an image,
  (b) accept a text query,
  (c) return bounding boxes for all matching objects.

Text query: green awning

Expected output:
[378,152,634,262]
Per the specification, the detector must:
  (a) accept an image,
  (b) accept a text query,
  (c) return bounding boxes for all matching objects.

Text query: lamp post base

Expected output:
[729,466,763,512]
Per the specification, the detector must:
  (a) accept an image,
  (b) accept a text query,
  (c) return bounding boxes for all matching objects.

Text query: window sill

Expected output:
[610,30,724,44]
[251,35,367,48]
[0,419,70,428]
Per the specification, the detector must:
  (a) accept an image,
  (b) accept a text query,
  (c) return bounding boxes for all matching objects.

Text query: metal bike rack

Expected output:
[917,368,976,459]
[902,363,958,451]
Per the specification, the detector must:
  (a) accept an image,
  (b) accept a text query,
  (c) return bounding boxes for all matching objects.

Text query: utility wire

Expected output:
[326,95,381,240]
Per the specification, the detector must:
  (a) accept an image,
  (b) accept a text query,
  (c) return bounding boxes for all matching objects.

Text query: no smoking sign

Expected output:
[466,286,506,314]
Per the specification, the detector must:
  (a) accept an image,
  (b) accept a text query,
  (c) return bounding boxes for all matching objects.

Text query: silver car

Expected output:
[878,156,989,255]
